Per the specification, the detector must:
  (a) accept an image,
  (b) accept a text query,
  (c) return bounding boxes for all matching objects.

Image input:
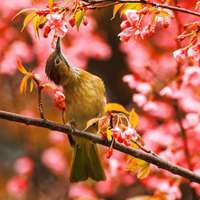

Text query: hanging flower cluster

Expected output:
[116,4,173,42]
[85,103,150,179]
[14,0,88,46]
[173,22,200,65]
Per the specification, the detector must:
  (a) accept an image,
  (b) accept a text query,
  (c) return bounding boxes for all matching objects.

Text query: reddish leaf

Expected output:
[112,3,124,19]
[48,0,54,12]
[20,75,31,94]
[17,59,28,75]
[12,8,37,20]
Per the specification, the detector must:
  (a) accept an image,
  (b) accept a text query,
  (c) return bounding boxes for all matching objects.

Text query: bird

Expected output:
[45,38,106,182]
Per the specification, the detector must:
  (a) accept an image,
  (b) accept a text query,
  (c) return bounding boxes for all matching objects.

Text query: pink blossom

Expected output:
[41,147,67,175]
[14,156,34,175]
[118,27,134,42]
[45,13,68,38]
[122,75,137,89]
[187,44,200,62]
[182,66,200,87]
[136,82,152,94]
[133,93,147,107]
[179,96,200,113]
[160,86,174,97]
[6,176,27,198]
[48,131,67,144]
[69,183,97,199]
[125,10,140,25]
[53,90,66,110]
[143,176,181,200]
[183,113,199,129]
[96,179,117,195]
[173,49,187,63]
[143,101,174,119]
[119,7,173,41]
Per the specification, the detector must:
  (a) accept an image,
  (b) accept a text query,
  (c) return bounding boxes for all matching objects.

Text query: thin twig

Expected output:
[61,109,75,146]
[173,101,192,170]
[33,77,45,119]
[131,139,159,157]
[0,110,200,183]
[172,0,192,170]
[82,0,200,17]
[37,86,45,119]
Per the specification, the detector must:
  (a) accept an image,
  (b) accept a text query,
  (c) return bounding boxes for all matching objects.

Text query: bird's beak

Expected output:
[55,37,61,54]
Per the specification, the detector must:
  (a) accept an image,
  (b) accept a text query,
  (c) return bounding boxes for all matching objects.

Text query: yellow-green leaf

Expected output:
[157,10,171,17]
[137,163,150,179]
[74,10,85,29]
[17,59,28,74]
[32,15,41,37]
[20,75,30,94]
[21,12,37,31]
[127,157,139,171]
[112,3,124,19]
[84,117,100,130]
[135,158,148,167]
[48,0,54,12]
[106,129,112,141]
[129,108,139,128]
[121,3,143,15]
[30,79,34,92]
[104,103,129,114]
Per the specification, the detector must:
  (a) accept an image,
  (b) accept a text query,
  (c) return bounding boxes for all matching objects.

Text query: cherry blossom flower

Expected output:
[41,147,67,175]
[14,156,34,175]
[182,66,200,87]
[119,7,173,42]
[44,13,68,38]
[53,90,66,111]
[6,176,28,198]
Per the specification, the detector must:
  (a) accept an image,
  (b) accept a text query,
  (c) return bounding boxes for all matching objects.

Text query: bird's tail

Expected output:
[70,139,106,182]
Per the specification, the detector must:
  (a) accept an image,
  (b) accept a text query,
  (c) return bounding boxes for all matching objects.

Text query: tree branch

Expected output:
[0,110,200,184]
[83,0,200,17]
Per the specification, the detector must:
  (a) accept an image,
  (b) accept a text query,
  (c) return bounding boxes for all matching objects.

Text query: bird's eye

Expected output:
[55,58,60,65]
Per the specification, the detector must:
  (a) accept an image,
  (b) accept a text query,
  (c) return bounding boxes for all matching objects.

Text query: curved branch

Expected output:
[83,0,200,17]
[0,110,200,184]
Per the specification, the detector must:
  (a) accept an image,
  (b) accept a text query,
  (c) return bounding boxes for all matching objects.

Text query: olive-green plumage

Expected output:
[45,38,106,182]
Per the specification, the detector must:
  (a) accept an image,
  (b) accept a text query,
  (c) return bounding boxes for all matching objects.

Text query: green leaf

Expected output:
[74,10,85,29]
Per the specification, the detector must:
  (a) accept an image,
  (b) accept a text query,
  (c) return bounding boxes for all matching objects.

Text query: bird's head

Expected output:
[45,38,70,85]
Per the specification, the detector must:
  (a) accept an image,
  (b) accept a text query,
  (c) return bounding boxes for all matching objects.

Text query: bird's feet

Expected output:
[65,121,76,146]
